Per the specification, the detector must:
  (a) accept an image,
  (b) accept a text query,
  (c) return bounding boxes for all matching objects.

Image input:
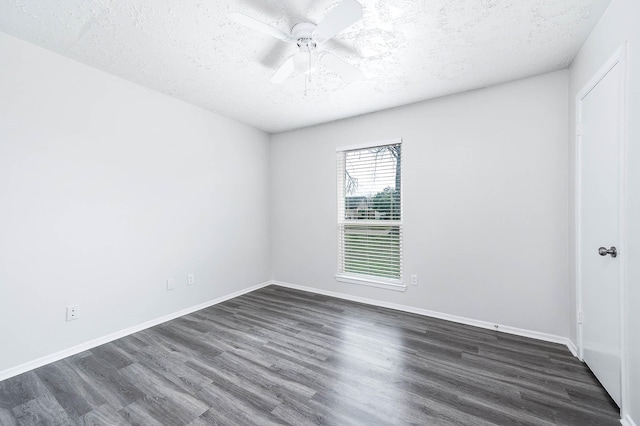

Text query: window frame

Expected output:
[335,138,405,292]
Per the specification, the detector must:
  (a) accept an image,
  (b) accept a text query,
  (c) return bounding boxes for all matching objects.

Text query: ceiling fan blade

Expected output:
[229,12,292,42]
[314,0,363,42]
[320,51,363,83]
[271,55,296,83]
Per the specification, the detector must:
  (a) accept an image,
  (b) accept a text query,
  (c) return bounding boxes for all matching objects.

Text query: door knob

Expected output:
[598,246,617,258]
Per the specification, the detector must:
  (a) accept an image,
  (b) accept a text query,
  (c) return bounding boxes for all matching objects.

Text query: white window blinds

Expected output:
[337,140,403,285]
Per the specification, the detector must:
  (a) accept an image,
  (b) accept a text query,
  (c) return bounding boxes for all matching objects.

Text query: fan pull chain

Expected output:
[303,43,312,97]
[308,43,312,84]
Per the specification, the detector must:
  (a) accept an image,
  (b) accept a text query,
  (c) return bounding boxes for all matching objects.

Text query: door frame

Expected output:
[575,43,628,415]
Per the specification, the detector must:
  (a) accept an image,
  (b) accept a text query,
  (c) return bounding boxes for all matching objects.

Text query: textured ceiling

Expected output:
[0,0,611,133]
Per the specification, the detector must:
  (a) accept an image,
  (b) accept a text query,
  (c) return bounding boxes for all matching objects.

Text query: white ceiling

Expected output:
[0,0,611,133]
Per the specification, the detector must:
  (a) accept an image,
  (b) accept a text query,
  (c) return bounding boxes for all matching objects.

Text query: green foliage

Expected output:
[343,225,401,279]
[344,187,400,220]
[372,187,400,220]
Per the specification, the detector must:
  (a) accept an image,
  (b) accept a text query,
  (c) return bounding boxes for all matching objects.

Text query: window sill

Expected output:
[335,274,407,292]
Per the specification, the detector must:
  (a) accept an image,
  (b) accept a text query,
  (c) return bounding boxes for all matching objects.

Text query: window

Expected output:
[336,139,403,290]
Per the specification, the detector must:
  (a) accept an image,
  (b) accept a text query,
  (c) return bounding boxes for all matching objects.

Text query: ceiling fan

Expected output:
[229,0,364,84]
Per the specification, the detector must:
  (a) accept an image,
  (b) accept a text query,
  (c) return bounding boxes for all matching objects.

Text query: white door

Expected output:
[577,50,625,407]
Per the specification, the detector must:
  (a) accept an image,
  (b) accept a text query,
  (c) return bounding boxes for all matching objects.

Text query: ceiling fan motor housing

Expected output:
[292,22,318,49]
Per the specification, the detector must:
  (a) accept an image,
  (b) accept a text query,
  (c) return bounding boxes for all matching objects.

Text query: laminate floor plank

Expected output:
[69,355,145,410]
[117,363,208,420]
[77,403,129,426]
[0,408,16,426]
[0,285,620,425]
[35,361,107,419]
[11,394,72,426]
[0,372,50,410]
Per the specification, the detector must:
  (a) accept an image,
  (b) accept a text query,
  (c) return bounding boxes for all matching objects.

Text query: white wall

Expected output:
[271,71,570,338]
[568,0,640,422]
[0,32,271,374]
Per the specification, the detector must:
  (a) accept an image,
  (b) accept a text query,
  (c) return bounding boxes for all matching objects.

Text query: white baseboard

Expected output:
[272,280,577,355]
[0,281,272,382]
[621,414,638,426]
[566,340,578,357]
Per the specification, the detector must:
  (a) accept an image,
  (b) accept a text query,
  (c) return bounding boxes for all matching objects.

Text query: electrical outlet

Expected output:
[187,274,195,285]
[166,278,175,291]
[66,306,79,321]
[410,274,418,286]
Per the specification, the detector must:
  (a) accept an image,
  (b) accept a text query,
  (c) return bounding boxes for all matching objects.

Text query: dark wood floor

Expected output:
[0,285,620,425]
